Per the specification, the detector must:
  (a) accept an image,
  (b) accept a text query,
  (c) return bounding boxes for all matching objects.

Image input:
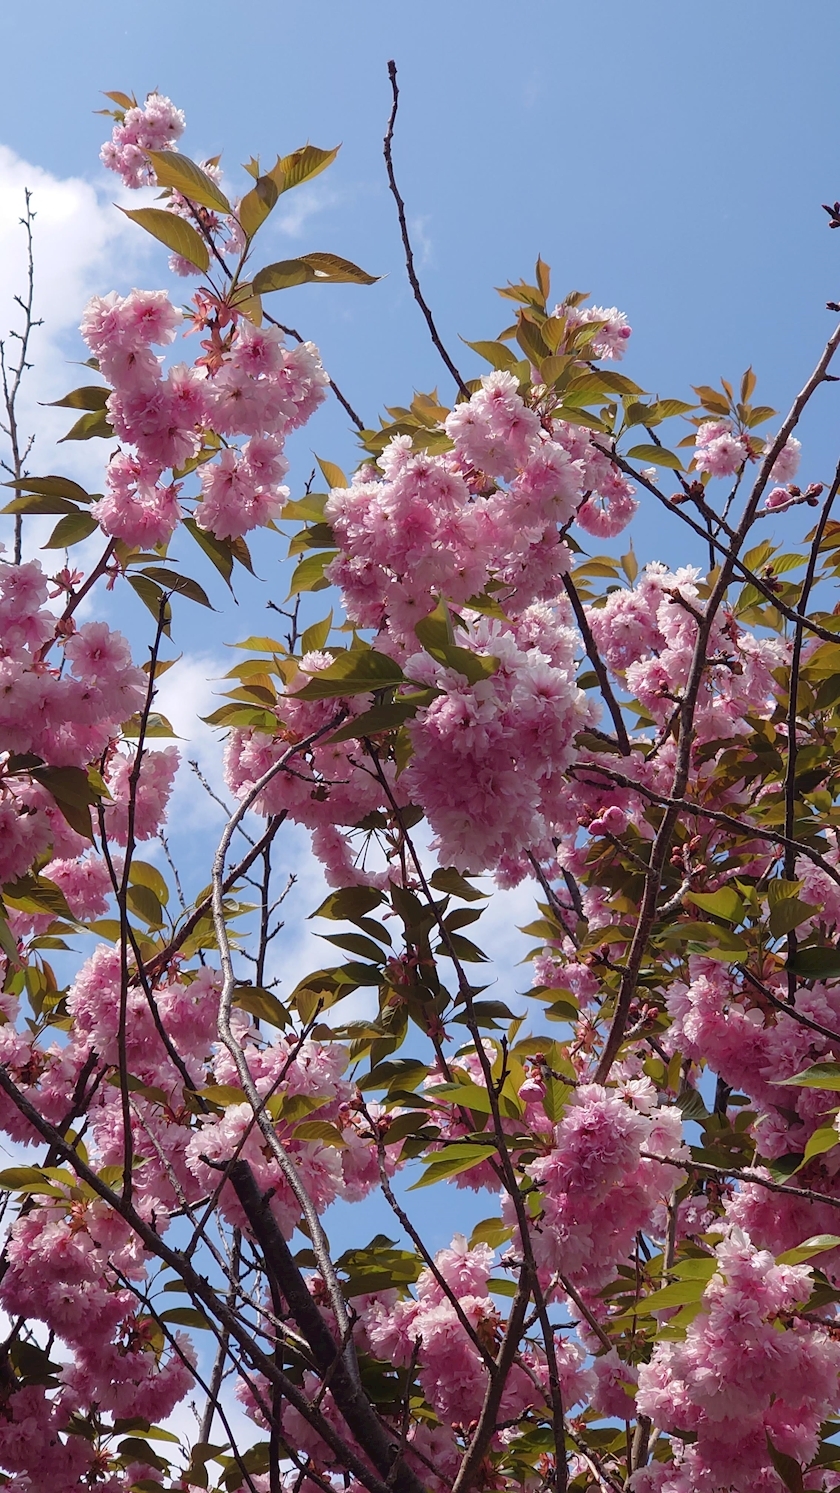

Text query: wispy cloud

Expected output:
[275,182,343,240]
[0,144,151,558]
[408,212,433,268]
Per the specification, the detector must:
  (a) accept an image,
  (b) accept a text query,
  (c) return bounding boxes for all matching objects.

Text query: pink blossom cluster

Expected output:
[0,939,398,1478]
[100,91,185,188]
[326,373,637,643]
[512,1082,685,1292]
[585,560,788,743]
[227,368,644,885]
[249,1231,594,1487]
[554,301,633,360]
[81,289,327,544]
[693,419,750,478]
[401,610,591,874]
[0,563,147,883]
[365,1232,590,1430]
[224,648,408,888]
[225,608,590,885]
[664,961,840,1277]
[189,1024,399,1236]
[102,742,179,844]
[633,1228,840,1493]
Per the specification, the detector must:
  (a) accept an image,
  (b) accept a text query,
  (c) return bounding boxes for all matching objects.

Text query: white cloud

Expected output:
[275,182,343,239]
[0,144,151,557]
[408,212,433,268]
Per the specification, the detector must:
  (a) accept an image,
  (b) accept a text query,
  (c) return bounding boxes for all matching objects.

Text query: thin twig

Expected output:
[0,191,41,565]
[563,573,631,755]
[264,312,365,430]
[783,456,840,994]
[384,61,469,399]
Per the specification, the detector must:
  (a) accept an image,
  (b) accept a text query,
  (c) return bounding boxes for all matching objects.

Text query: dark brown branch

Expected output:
[613,454,840,645]
[641,1150,840,1211]
[594,319,840,1081]
[736,962,840,1046]
[384,61,469,400]
[0,1065,401,1493]
[570,760,840,890]
[562,573,630,755]
[139,812,286,984]
[783,456,840,994]
[229,1161,426,1493]
[264,313,365,431]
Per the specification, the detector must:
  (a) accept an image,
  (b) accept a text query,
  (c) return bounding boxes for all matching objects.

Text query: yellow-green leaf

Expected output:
[145,151,231,213]
[119,207,209,273]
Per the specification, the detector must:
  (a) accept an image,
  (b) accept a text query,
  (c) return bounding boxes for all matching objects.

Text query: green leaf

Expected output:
[33,764,103,840]
[233,985,290,1027]
[200,1085,248,1107]
[746,405,778,428]
[145,150,231,213]
[462,338,520,372]
[2,474,92,504]
[777,1233,840,1265]
[160,1305,214,1329]
[625,442,684,470]
[119,206,210,273]
[429,868,487,901]
[301,611,333,653]
[128,575,172,630]
[487,1277,517,1297]
[470,1216,514,1249]
[253,253,378,294]
[288,549,337,596]
[48,385,110,411]
[59,408,114,442]
[787,947,840,979]
[238,174,279,238]
[298,252,379,285]
[312,886,384,921]
[321,930,386,962]
[2,492,79,516]
[4,872,73,921]
[203,703,278,731]
[293,1119,347,1148]
[129,861,169,906]
[252,257,312,292]
[268,143,340,194]
[183,517,234,589]
[0,1165,57,1191]
[769,897,822,938]
[121,711,178,738]
[640,1278,711,1313]
[408,1144,496,1189]
[42,510,98,549]
[231,635,287,653]
[126,883,165,929]
[766,1435,805,1493]
[327,697,426,741]
[140,566,213,608]
[316,455,348,490]
[781,1063,840,1091]
[293,648,404,699]
[686,887,745,924]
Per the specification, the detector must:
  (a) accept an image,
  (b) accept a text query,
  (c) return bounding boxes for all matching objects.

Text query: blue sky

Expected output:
[1,1,840,1253]
[3,0,840,519]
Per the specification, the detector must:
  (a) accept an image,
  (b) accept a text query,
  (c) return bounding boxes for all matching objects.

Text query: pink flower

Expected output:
[693,420,749,478]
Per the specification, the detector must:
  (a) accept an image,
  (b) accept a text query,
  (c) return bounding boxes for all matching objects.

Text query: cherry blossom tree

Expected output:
[2,73,840,1493]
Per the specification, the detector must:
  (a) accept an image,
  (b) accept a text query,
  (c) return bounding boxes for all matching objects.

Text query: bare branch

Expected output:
[384,61,469,399]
